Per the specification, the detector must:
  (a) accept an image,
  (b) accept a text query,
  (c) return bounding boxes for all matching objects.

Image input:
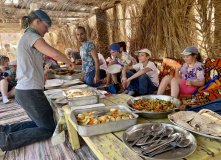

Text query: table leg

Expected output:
[64,111,80,150]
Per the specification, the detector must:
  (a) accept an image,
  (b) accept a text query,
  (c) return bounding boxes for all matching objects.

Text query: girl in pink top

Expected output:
[157,46,205,98]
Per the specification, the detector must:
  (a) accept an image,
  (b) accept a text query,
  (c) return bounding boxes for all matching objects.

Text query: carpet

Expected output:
[0,100,98,160]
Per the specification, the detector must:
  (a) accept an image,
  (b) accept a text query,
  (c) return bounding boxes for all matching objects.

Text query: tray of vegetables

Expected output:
[70,105,139,136]
[126,95,181,119]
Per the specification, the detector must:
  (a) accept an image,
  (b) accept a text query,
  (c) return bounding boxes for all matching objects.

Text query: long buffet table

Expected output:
[47,92,221,160]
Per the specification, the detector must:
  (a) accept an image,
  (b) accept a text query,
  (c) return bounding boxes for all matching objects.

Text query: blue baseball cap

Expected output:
[181,46,199,55]
[33,9,52,27]
[110,43,120,52]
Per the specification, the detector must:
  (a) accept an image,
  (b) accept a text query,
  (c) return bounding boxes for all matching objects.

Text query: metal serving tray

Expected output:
[122,122,197,160]
[126,95,181,119]
[169,118,221,140]
[70,105,139,137]
[47,68,84,80]
[63,87,100,107]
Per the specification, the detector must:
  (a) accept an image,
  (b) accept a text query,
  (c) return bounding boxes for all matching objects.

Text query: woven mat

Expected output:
[0,99,98,160]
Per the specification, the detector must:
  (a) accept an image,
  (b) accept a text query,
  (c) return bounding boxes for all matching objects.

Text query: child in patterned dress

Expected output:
[157,46,205,98]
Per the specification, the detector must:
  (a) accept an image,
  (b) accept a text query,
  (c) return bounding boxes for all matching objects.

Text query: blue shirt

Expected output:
[80,40,96,73]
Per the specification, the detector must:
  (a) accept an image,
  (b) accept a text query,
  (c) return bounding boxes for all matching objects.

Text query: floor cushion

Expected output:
[159,57,182,82]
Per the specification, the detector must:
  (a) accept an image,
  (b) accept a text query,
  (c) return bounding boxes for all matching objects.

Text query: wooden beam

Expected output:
[0,5,91,14]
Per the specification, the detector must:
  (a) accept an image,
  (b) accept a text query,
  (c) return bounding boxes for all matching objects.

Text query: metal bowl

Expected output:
[126,95,181,119]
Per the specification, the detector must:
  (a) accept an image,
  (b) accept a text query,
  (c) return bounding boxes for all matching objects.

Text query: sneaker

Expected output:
[128,91,135,96]
[3,96,10,104]
[122,90,129,94]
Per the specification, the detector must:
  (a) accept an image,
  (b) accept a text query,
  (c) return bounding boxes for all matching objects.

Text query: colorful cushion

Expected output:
[195,87,221,104]
[204,58,221,83]
[159,58,182,81]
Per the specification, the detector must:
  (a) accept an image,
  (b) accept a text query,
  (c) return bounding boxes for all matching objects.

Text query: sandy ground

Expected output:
[0,149,5,160]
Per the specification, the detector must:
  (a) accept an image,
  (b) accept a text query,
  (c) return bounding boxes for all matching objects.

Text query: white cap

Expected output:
[136,48,151,57]
[65,48,72,55]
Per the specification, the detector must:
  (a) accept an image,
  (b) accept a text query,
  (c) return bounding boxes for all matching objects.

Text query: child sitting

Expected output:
[106,43,137,87]
[157,46,205,98]
[121,48,159,96]
[0,55,16,103]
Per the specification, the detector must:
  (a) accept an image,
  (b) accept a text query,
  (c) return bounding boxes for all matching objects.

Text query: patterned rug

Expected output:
[0,100,98,160]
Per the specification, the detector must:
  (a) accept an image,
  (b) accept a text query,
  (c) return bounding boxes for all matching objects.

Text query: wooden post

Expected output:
[95,10,109,59]
[214,0,221,58]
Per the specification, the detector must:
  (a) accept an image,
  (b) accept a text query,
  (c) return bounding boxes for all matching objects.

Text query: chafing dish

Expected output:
[62,87,100,107]
[70,104,139,136]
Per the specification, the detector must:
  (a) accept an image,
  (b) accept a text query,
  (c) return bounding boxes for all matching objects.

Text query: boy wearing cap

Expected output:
[157,46,205,98]
[121,48,159,96]
[106,43,137,86]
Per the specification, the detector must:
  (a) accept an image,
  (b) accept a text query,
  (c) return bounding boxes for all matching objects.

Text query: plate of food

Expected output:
[122,122,197,160]
[126,95,181,118]
[107,64,122,74]
[168,109,221,139]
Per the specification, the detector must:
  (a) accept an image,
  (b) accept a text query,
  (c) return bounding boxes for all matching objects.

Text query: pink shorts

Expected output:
[179,79,198,95]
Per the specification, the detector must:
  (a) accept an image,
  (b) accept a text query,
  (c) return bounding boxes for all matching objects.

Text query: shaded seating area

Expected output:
[1,0,221,159]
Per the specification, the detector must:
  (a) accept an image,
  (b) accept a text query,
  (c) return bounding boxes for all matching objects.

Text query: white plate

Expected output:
[45,79,64,88]
[107,64,122,74]
[44,89,62,95]
[46,79,63,84]
[97,90,107,98]
[45,83,62,88]
[62,79,82,86]
[67,84,88,89]
[48,92,64,99]
[55,98,68,104]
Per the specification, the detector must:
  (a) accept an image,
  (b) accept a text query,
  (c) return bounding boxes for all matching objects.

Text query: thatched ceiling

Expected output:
[0,0,123,32]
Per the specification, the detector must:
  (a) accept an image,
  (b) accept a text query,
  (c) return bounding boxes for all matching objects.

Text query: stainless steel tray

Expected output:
[122,122,197,160]
[169,117,221,140]
[47,68,84,80]
[63,87,100,107]
[126,95,181,119]
[70,105,139,137]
